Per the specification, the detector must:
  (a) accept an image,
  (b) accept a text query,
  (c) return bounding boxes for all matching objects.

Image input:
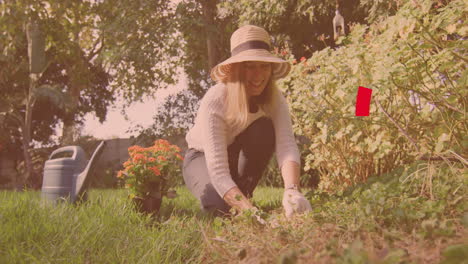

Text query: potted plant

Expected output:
[117,139,183,215]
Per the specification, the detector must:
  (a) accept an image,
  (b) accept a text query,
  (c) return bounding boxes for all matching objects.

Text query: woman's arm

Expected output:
[270,90,302,178]
[281,160,301,188]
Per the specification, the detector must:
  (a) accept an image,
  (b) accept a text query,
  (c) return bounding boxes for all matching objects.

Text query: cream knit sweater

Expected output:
[186,83,300,197]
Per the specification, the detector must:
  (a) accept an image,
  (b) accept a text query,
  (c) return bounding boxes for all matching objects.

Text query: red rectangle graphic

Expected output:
[355,86,373,116]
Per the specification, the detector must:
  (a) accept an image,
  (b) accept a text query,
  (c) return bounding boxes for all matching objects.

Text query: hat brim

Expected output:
[211,49,291,82]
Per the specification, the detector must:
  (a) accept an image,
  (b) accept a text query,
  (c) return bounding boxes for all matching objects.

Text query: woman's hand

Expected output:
[282,189,312,218]
[223,186,255,212]
[280,161,312,218]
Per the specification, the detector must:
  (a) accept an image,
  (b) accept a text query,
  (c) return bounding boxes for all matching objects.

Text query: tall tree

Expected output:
[96,0,181,102]
[0,0,114,187]
[199,0,220,71]
[2,0,181,141]
[0,0,180,187]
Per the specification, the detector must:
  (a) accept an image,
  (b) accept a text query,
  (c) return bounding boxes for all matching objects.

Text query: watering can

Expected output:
[41,141,106,203]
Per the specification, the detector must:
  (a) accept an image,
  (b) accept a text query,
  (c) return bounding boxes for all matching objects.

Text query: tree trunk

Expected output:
[61,81,78,145]
[61,83,79,145]
[201,0,218,71]
[62,48,84,146]
[61,122,75,145]
[18,73,38,189]
[62,14,84,146]
[19,126,32,190]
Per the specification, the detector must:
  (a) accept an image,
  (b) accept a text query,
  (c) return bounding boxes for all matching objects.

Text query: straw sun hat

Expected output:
[210,25,291,82]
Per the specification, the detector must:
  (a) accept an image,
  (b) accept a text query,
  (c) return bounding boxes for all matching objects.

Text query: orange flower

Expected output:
[292,59,297,64]
[300,56,306,62]
[151,146,161,152]
[122,139,182,197]
[155,139,170,146]
[172,145,181,152]
[161,146,170,152]
[133,154,146,163]
[128,145,144,154]
[149,166,161,176]
[125,183,132,188]
[124,165,134,172]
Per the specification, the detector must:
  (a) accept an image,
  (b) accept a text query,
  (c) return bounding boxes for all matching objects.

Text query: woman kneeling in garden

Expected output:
[183,25,312,218]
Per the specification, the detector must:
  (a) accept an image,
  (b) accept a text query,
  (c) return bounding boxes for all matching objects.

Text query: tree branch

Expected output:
[448,150,468,166]
[87,36,104,61]
[417,155,463,163]
[375,98,420,151]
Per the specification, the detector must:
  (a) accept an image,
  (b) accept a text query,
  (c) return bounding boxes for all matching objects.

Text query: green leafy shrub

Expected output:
[278,0,467,192]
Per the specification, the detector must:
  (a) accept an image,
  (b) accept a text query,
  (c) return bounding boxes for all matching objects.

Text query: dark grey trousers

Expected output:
[183,117,275,215]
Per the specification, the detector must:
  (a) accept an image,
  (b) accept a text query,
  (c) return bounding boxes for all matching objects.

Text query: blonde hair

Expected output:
[224,63,278,128]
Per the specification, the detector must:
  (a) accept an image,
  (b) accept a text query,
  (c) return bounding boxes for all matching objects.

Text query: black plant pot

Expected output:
[133,193,162,215]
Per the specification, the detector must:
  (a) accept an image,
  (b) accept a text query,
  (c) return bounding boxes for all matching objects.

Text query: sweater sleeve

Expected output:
[271,90,301,169]
[199,94,238,198]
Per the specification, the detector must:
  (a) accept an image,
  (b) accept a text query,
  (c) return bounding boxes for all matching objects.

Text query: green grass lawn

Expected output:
[1,170,467,264]
[0,186,284,264]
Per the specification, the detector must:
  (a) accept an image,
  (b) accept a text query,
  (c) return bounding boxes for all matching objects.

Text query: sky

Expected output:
[79,77,186,140]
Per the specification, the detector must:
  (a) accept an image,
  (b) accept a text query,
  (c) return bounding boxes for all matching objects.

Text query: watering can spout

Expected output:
[73,141,106,202]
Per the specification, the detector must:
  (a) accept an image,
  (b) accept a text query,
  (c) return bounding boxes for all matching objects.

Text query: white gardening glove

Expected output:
[282,189,312,218]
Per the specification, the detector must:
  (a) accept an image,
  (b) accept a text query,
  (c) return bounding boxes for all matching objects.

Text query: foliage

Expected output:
[96,0,181,103]
[139,0,233,139]
[1,0,181,145]
[1,0,116,142]
[219,0,369,58]
[204,162,467,263]
[117,139,183,199]
[1,0,183,185]
[175,1,222,95]
[359,0,401,23]
[132,89,199,147]
[0,0,114,182]
[279,0,467,192]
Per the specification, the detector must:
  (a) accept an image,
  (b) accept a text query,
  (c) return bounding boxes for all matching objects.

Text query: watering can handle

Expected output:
[49,146,78,160]
[74,141,106,201]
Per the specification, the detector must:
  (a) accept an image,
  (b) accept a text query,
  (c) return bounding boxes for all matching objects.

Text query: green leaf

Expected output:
[435,133,450,153]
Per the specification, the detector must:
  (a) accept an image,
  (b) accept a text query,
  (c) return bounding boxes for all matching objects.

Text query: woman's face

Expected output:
[242,61,272,97]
